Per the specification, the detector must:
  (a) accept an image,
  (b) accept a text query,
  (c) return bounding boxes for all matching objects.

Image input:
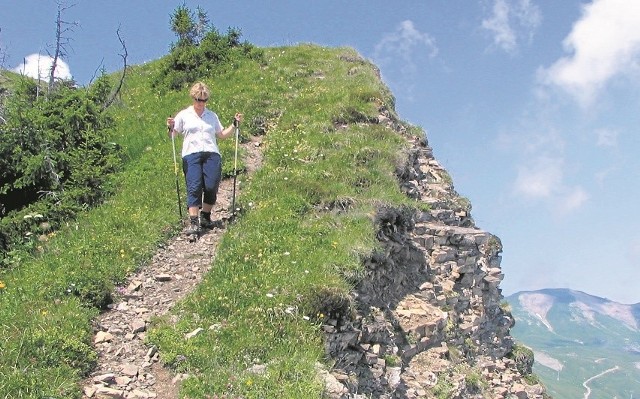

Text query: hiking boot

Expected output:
[186,220,200,236]
[200,217,215,229]
[199,212,215,229]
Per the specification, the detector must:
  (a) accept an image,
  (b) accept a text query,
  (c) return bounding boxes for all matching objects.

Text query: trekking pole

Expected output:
[169,126,183,219]
[231,120,239,217]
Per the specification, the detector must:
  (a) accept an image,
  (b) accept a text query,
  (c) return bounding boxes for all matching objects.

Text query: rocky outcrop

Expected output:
[322,129,548,398]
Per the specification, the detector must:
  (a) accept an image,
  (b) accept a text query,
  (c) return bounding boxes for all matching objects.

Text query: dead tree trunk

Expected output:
[48,1,77,93]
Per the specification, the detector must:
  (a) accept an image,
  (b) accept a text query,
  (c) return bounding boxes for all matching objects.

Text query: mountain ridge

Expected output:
[507,288,640,397]
[515,287,639,306]
[1,42,552,397]
[511,288,640,332]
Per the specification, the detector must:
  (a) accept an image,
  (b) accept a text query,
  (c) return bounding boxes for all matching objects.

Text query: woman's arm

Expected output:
[217,113,243,139]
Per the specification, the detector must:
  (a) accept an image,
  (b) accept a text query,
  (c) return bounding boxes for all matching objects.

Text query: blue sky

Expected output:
[2,1,639,304]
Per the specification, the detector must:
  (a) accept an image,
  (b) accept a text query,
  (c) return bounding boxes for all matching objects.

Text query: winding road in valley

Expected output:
[582,365,620,399]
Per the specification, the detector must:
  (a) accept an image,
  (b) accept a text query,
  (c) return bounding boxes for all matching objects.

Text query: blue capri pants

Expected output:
[182,151,222,208]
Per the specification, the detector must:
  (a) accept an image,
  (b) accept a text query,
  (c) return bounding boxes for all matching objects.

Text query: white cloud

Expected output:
[373,20,438,74]
[595,128,618,147]
[513,157,589,214]
[557,186,589,213]
[539,0,640,106]
[513,155,563,198]
[509,129,589,214]
[482,0,541,53]
[12,53,72,82]
[483,0,515,51]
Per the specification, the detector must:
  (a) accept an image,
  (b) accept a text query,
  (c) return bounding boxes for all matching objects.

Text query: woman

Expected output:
[167,81,242,236]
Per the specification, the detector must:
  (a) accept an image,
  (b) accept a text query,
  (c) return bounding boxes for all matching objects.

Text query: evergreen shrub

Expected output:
[0,74,122,265]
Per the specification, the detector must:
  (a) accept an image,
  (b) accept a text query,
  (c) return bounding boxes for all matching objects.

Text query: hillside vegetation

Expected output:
[147,44,417,397]
[0,38,419,397]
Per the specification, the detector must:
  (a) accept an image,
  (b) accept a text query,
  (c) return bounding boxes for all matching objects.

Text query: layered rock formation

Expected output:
[322,125,548,398]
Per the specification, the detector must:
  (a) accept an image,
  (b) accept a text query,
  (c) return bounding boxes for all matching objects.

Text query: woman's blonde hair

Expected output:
[190,82,210,101]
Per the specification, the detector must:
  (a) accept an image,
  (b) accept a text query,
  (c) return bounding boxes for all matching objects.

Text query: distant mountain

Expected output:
[507,289,640,398]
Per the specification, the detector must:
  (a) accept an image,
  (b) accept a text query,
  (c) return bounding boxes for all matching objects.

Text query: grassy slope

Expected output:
[0,44,418,398]
[148,45,414,398]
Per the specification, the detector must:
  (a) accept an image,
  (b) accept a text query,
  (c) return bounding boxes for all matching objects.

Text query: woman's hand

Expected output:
[167,117,175,137]
[233,113,243,127]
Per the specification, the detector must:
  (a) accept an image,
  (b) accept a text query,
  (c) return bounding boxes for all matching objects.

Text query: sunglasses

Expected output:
[195,98,208,102]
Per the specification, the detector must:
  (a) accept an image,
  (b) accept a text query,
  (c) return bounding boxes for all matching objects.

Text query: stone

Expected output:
[93,386,125,398]
[131,319,146,334]
[114,375,132,386]
[129,389,157,398]
[318,367,348,398]
[185,327,204,339]
[154,274,172,282]
[145,346,157,361]
[121,364,139,377]
[247,364,267,375]
[93,373,116,384]
[386,366,402,389]
[431,248,456,263]
[127,280,143,292]
[83,386,97,398]
[95,331,114,344]
[511,383,528,399]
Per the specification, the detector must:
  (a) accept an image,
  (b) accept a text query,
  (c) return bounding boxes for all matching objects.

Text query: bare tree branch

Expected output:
[48,1,78,92]
[89,58,105,85]
[103,27,128,109]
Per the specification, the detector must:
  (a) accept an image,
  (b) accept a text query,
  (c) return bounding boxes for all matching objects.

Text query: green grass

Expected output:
[149,45,414,398]
[0,44,419,398]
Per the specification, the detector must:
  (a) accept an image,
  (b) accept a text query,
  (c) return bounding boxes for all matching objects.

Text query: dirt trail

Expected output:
[82,135,263,399]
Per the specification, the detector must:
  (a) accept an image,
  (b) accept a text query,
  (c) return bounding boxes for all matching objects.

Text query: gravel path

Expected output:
[82,135,263,399]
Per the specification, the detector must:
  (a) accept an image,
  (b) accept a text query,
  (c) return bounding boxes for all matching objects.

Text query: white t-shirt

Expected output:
[173,105,224,157]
